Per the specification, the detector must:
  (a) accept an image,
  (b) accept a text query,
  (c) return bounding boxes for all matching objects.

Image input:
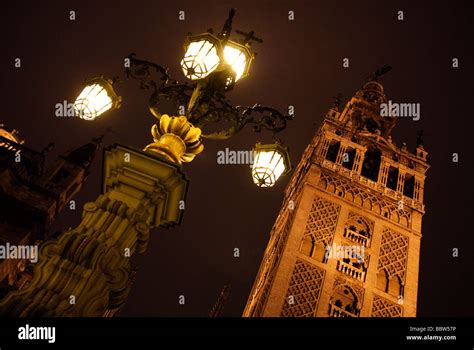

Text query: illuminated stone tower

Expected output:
[243,79,429,317]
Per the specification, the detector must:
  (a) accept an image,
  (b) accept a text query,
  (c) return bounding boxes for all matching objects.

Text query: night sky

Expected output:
[2,0,473,317]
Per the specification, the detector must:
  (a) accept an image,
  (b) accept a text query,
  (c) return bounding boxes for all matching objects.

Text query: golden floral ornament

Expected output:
[144,114,204,164]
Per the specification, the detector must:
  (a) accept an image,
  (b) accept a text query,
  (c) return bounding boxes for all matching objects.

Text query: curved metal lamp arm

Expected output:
[148,84,194,118]
[199,104,293,140]
[125,53,194,118]
[125,53,170,90]
[124,53,292,139]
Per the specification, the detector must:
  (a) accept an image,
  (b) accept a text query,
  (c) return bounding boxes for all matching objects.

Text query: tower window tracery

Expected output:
[343,214,373,247]
[342,147,356,171]
[361,147,382,182]
[325,140,340,163]
[386,166,399,191]
[329,284,360,317]
[403,174,415,198]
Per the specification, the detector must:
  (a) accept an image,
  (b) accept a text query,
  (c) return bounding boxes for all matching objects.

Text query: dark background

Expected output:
[2,0,473,317]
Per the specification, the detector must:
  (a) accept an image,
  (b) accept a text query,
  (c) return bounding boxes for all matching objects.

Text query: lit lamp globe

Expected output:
[252,143,291,188]
[223,41,253,82]
[73,76,122,120]
[180,34,222,80]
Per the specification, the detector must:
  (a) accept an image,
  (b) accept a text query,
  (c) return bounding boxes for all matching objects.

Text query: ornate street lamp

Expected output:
[73,8,292,182]
[0,8,295,318]
[73,76,122,120]
[252,142,292,188]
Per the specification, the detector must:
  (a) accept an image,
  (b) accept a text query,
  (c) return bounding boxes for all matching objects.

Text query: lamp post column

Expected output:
[0,144,188,316]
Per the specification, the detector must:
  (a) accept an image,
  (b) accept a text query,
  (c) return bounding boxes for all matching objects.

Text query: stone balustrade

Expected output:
[336,260,366,282]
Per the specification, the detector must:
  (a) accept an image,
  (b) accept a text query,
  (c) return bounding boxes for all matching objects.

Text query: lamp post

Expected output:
[0,9,292,317]
[74,8,292,180]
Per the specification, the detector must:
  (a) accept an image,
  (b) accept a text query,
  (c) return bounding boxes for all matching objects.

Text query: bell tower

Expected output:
[243,78,429,317]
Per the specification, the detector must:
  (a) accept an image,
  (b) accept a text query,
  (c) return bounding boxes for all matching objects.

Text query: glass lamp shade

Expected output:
[252,143,291,188]
[181,34,222,80]
[73,77,121,120]
[223,41,253,81]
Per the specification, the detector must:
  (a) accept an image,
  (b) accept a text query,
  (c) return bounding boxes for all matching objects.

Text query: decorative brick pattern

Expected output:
[281,260,325,317]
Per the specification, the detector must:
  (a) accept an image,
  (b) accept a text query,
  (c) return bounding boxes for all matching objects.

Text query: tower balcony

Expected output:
[382,187,425,212]
[340,166,352,177]
[336,260,366,282]
[343,228,369,247]
[316,156,425,212]
[321,158,339,172]
[328,303,358,317]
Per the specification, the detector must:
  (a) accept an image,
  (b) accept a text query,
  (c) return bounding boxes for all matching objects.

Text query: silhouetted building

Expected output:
[0,125,100,293]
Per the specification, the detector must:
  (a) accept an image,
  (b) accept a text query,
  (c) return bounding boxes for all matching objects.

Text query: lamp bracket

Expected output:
[124,50,291,139]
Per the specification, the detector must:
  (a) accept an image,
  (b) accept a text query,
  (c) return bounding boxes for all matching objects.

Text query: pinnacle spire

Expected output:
[61,136,102,169]
[209,282,230,317]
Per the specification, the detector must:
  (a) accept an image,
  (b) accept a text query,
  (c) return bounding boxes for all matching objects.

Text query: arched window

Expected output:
[364,118,381,133]
[343,215,372,247]
[329,285,360,317]
[403,174,415,198]
[386,166,399,191]
[325,140,340,163]
[342,147,356,170]
[361,147,382,182]
[299,235,327,263]
[376,269,389,292]
[300,236,315,257]
[388,275,404,298]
